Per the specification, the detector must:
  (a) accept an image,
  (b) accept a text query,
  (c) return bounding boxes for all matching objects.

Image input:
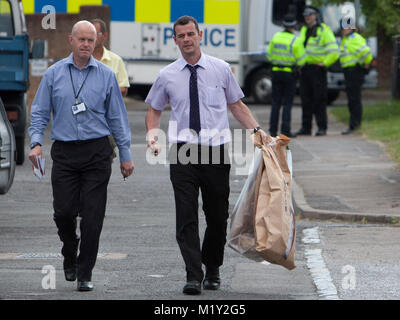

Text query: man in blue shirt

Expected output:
[28,20,134,292]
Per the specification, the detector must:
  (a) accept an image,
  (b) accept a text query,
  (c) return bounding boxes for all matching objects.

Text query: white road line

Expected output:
[0,253,127,260]
[302,227,340,300]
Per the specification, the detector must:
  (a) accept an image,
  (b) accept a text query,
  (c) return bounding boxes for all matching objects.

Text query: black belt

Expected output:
[56,136,107,145]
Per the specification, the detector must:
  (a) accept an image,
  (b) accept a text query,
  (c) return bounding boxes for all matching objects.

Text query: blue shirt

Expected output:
[29,53,132,162]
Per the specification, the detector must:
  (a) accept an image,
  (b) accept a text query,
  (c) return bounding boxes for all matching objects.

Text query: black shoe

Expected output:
[281,132,297,138]
[295,128,312,136]
[64,267,77,282]
[315,129,326,136]
[77,281,94,292]
[203,268,221,290]
[63,244,78,282]
[270,132,277,137]
[183,280,202,295]
[341,128,353,135]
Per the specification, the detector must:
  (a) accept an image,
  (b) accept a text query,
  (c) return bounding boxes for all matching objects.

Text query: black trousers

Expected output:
[300,65,328,131]
[344,66,365,129]
[269,71,297,135]
[51,136,112,281]
[169,143,231,282]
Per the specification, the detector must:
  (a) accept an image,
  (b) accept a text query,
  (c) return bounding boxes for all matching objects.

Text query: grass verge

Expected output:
[330,99,400,164]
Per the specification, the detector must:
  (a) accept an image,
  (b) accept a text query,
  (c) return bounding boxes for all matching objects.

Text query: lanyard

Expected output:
[69,65,91,104]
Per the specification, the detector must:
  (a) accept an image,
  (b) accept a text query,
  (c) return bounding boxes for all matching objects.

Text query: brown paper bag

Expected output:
[228,133,296,270]
[253,133,296,270]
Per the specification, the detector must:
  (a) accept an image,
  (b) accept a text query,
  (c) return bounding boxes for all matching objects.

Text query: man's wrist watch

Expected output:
[30,142,41,149]
[252,126,261,134]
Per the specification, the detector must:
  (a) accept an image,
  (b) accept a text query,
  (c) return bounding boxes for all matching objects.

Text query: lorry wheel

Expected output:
[15,136,25,165]
[251,69,272,104]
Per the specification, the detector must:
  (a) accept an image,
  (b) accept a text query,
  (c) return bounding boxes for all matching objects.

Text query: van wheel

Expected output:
[251,69,272,104]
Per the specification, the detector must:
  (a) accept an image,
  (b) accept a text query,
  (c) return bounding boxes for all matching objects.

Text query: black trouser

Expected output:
[169,143,231,282]
[51,136,112,281]
[344,66,365,129]
[269,71,297,135]
[300,65,328,132]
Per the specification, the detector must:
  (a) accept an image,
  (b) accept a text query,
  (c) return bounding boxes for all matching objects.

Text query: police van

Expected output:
[23,0,376,104]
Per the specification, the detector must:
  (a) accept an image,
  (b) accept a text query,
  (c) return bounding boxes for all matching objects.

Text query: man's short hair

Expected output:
[91,18,108,34]
[173,15,200,35]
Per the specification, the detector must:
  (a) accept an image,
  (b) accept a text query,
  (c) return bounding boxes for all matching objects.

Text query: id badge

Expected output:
[72,102,86,115]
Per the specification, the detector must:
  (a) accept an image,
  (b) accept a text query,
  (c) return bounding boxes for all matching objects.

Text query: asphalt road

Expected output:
[1,100,399,303]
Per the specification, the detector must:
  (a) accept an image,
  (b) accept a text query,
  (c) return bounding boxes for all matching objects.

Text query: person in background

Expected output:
[267,13,306,138]
[339,18,372,135]
[296,6,339,137]
[92,18,130,159]
[92,18,130,97]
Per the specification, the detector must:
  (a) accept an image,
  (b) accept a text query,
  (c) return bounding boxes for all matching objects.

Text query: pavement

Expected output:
[288,93,400,225]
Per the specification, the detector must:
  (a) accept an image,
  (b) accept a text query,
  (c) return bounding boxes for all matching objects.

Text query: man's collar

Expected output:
[178,53,207,71]
[67,53,98,69]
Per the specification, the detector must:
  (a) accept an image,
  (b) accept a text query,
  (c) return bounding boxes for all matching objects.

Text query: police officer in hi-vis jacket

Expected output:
[339,18,372,135]
[267,14,306,138]
[296,6,340,137]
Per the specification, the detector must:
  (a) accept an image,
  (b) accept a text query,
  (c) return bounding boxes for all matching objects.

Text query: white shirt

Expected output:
[145,54,244,146]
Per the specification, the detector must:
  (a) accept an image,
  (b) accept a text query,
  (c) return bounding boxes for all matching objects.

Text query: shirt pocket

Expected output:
[206,86,226,108]
[85,88,107,115]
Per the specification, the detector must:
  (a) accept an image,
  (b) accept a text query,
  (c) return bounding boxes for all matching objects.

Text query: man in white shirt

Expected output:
[145,16,267,295]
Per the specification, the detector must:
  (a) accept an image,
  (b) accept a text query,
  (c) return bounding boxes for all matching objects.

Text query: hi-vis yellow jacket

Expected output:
[300,23,339,67]
[340,32,372,68]
[266,31,306,72]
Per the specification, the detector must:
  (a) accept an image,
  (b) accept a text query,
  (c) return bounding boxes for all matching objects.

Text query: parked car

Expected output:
[0,97,16,194]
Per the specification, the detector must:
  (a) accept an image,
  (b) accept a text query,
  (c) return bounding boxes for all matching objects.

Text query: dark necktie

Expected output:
[186,64,201,134]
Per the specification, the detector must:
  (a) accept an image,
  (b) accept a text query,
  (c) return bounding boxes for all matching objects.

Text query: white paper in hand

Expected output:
[33,155,46,180]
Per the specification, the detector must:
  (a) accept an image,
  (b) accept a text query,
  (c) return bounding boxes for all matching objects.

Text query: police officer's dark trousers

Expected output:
[344,65,365,129]
[300,65,328,132]
[169,143,230,283]
[51,136,112,281]
[269,70,297,135]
